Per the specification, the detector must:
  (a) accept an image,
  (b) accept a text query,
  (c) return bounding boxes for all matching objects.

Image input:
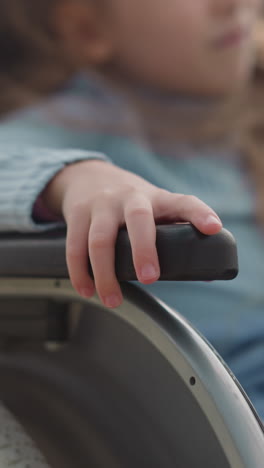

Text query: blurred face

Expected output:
[104,0,261,95]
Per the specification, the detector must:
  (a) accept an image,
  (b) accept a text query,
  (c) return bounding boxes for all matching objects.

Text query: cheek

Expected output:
[113,7,204,85]
[255,0,263,11]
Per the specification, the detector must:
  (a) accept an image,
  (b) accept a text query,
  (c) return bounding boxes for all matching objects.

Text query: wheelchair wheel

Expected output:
[0,400,50,467]
[0,278,263,468]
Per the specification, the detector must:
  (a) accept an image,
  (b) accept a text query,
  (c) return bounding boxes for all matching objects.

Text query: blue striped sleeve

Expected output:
[0,145,110,232]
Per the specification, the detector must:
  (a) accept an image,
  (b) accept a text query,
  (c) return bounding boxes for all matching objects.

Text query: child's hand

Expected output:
[43,160,222,308]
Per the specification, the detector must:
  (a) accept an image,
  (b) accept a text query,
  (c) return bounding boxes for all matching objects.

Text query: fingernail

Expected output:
[141,263,158,281]
[206,215,222,226]
[104,294,121,308]
[80,287,94,298]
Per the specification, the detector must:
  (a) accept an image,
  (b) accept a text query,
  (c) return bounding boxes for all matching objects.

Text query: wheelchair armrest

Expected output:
[0,224,238,281]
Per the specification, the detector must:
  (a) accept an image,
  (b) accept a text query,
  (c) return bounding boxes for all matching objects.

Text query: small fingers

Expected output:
[65,187,220,305]
[65,207,95,297]
[125,194,160,284]
[89,209,123,308]
[154,192,222,235]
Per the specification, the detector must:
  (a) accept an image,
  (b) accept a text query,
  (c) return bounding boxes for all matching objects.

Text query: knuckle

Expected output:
[97,189,115,202]
[97,185,137,203]
[126,206,151,218]
[153,189,173,207]
[70,201,90,217]
[184,194,199,204]
[174,194,199,206]
[67,243,83,260]
[89,232,114,250]
[158,188,171,197]
[121,184,137,196]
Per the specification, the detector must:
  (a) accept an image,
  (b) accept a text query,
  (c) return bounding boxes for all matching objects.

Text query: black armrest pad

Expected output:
[0,224,238,281]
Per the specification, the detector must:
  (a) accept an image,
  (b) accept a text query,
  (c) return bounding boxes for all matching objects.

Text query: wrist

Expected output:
[41,159,110,218]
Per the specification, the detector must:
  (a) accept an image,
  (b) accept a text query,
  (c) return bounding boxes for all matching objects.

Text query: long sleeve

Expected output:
[0,144,109,232]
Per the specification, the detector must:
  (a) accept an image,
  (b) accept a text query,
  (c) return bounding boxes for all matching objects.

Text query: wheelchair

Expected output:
[0,224,263,468]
